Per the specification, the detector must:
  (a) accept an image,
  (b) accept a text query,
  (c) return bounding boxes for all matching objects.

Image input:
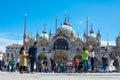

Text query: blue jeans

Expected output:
[91,57,95,70]
[83,60,89,72]
[0,61,2,70]
[11,64,15,72]
[35,57,39,72]
[102,62,107,70]
[30,58,36,72]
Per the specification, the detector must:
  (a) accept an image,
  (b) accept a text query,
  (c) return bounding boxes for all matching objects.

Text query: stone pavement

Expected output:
[0,72,120,80]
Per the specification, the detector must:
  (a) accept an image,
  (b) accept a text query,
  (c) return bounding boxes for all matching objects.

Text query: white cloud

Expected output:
[0,37,23,53]
[101,40,116,46]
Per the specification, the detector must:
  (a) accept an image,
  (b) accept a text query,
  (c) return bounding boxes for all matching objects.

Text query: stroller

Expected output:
[65,61,73,73]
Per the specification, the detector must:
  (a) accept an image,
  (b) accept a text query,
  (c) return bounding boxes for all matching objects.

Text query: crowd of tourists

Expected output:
[0,42,120,74]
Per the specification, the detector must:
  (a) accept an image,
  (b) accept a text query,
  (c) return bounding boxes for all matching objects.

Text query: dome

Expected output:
[57,24,76,37]
[40,33,49,40]
[88,33,96,40]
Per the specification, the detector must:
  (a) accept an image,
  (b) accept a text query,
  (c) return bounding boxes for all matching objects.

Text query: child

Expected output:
[19,47,28,73]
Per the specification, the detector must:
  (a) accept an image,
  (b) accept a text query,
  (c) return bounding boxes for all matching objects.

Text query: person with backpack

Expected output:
[28,42,38,74]
[10,57,16,72]
[102,53,108,71]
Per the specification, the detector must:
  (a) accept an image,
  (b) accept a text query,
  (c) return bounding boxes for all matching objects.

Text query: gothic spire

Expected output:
[64,13,67,24]
[37,28,40,36]
[43,24,47,34]
[90,23,94,33]
[77,33,80,37]
[28,32,30,39]
[84,29,86,36]
[97,29,101,36]
[68,15,70,23]
[49,29,52,36]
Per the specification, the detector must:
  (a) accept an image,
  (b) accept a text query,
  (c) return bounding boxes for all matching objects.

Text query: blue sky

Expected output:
[0,0,120,52]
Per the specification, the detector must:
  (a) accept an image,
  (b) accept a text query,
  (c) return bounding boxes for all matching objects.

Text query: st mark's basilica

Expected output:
[25,16,101,64]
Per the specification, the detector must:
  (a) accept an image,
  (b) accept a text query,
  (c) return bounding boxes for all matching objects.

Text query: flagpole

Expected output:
[55,16,58,54]
[23,14,27,50]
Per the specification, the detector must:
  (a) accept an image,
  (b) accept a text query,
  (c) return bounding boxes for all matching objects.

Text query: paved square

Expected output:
[0,72,120,80]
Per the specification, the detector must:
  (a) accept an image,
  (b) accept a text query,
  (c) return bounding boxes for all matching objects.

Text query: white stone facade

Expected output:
[6,44,22,61]
[25,18,101,63]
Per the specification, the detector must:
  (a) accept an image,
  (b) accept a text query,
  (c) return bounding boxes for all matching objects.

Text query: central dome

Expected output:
[40,33,49,40]
[56,22,76,37]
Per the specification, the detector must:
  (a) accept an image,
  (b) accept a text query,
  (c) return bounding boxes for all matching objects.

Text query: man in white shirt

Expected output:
[0,52,4,71]
[90,49,95,71]
[16,57,20,72]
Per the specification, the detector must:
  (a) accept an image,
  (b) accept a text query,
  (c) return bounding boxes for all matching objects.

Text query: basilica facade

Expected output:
[26,17,101,63]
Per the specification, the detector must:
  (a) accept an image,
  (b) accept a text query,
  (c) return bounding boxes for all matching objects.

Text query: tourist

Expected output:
[28,42,38,73]
[19,47,28,74]
[74,58,79,73]
[0,52,4,71]
[108,59,116,72]
[9,57,16,72]
[50,57,55,72]
[113,54,120,71]
[7,59,9,71]
[78,59,83,73]
[81,47,89,73]
[44,61,49,72]
[38,61,42,72]
[102,53,108,71]
[3,59,9,71]
[60,63,64,73]
[16,56,20,72]
[89,49,95,72]
[117,54,120,70]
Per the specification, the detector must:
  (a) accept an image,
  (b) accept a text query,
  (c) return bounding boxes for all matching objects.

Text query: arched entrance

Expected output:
[38,54,47,62]
[53,39,68,50]
[53,51,68,65]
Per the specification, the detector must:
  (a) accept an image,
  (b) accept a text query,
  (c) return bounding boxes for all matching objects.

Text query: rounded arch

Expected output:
[38,53,47,62]
[52,36,70,46]
[52,51,68,64]
[53,38,69,50]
